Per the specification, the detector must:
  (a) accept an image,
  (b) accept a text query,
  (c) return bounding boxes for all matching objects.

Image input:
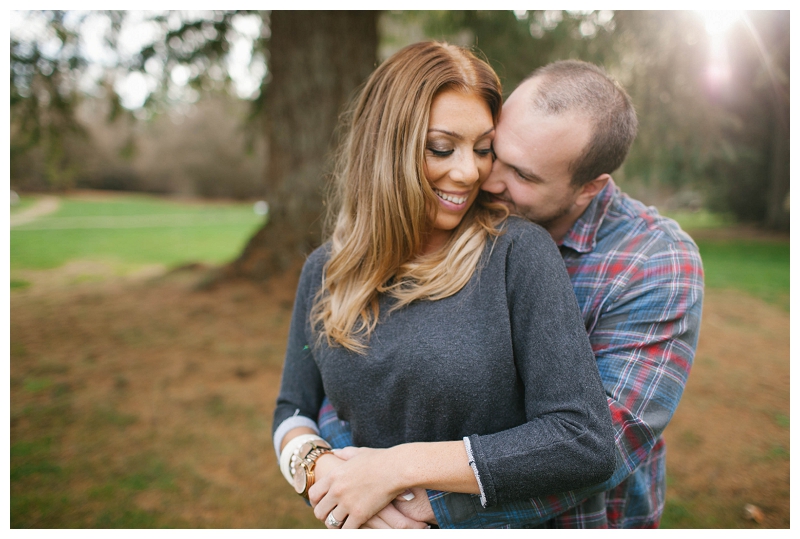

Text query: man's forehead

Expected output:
[497,105,590,146]
[506,75,541,105]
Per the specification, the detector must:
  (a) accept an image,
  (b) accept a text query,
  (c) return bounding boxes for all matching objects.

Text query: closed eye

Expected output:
[427,148,454,157]
[513,167,539,183]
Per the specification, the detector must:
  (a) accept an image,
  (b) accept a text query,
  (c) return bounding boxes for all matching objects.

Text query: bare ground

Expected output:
[9,263,790,528]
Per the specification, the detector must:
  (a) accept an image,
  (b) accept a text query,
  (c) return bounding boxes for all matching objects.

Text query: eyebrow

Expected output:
[427,127,495,140]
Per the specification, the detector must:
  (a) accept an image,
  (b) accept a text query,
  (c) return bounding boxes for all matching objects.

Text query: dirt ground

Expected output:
[9,261,790,528]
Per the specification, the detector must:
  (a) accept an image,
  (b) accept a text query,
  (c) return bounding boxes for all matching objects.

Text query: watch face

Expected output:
[293,462,308,495]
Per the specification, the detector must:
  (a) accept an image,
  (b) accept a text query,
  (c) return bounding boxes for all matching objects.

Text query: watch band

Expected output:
[279,434,326,485]
[293,440,332,498]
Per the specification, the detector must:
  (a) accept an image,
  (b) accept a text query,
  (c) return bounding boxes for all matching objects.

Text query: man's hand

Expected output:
[392,486,437,525]
[359,503,429,529]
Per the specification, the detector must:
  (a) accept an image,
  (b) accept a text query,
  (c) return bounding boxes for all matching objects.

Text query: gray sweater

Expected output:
[273,217,615,506]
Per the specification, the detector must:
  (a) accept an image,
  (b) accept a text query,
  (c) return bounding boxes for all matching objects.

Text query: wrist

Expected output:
[390,443,423,492]
[391,441,478,495]
[313,451,339,480]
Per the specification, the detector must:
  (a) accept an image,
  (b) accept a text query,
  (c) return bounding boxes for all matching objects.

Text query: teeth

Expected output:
[434,188,468,205]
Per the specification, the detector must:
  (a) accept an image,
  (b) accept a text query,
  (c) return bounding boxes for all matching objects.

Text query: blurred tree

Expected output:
[11,10,379,279]
[10,10,258,190]
[706,11,789,230]
[226,11,378,278]
[383,10,787,230]
[10,10,89,190]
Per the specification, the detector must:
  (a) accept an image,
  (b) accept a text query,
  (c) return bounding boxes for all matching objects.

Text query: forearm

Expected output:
[390,441,480,495]
[279,427,319,453]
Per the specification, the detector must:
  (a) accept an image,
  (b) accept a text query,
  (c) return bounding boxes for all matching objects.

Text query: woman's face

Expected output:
[424,89,495,249]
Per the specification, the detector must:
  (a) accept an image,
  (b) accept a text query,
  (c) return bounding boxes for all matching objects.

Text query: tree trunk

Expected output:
[226,11,378,280]
[766,93,789,231]
[764,14,790,232]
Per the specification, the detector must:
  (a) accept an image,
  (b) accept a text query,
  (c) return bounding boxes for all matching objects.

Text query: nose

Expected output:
[449,151,481,187]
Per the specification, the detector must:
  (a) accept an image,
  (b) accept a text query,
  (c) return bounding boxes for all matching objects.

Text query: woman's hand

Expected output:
[310,441,474,528]
[309,446,406,529]
[315,448,431,529]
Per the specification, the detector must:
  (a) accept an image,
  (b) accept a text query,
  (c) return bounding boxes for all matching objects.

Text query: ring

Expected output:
[326,510,344,528]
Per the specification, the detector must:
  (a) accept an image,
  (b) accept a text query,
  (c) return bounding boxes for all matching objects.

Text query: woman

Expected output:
[272,41,615,529]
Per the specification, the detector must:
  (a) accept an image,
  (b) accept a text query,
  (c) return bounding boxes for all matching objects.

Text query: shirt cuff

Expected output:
[463,436,488,507]
[272,412,320,457]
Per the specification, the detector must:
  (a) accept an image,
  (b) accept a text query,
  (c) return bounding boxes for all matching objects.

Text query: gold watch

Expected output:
[292,439,332,499]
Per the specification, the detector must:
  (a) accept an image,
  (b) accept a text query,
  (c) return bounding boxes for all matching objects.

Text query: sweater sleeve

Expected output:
[465,223,616,507]
[271,247,328,454]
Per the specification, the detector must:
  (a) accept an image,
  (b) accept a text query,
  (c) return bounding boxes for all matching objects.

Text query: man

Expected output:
[317,60,704,528]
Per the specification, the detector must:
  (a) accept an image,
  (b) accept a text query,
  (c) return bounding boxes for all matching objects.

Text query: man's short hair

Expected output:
[525,60,638,187]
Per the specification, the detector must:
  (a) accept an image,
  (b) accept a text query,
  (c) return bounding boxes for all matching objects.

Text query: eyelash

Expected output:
[427,148,493,158]
[515,169,534,182]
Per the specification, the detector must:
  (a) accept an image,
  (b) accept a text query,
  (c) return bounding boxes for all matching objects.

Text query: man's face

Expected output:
[481,79,595,240]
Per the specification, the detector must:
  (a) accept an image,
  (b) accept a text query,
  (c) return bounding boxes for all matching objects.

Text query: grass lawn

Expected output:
[694,239,789,310]
[666,211,790,311]
[11,194,38,214]
[11,194,265,272]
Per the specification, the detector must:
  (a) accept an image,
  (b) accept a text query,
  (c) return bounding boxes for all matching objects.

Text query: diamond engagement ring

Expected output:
[326,510,344,528]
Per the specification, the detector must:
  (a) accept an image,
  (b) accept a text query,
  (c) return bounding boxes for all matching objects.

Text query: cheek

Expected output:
[512,184,540,210]
[477,159,492,182]
[424,158,445,184]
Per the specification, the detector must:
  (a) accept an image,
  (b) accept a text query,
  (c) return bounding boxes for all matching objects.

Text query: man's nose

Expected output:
[481,161,504,192]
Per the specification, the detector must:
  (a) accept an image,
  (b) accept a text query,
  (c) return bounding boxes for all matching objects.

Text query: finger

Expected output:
[375,503,429,529]
[360,515,392,529]
[312,488,340,523]
[392,486,436,523]
[341,510,363,530]
[308,471,334,507]
[395,489,415,501]
[321,506,347,529]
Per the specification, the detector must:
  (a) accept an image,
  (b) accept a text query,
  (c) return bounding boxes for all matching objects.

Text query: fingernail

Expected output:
[400,490,415,501]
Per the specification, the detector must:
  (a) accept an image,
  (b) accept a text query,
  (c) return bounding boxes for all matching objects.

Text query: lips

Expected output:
[433,188,468,206]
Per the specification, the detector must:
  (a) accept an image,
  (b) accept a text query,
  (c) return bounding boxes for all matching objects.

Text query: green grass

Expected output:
[10,195,37,214]
[695,239,789,310]
[10,195,265,271]
[664,210,789,310]
[664,209,735,231]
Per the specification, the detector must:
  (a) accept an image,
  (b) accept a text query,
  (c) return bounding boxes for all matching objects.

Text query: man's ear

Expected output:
[575,174,611,208]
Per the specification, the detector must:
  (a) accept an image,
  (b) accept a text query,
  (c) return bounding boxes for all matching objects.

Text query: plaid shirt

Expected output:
[318,179,704,528]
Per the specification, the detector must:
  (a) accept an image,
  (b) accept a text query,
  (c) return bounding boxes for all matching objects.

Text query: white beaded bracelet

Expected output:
[279,434,327,485]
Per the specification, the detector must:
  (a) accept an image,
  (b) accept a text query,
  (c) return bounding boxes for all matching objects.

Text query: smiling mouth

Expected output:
[433,188,468,205]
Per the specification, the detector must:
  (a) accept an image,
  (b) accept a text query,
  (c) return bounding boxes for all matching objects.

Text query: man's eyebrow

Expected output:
[427,127,495,140]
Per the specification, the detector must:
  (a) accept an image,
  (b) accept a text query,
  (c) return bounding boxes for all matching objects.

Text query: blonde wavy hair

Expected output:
[312,41,507,353]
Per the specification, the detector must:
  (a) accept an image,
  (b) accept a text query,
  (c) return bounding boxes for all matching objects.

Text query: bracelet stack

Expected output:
[279,434,328,485]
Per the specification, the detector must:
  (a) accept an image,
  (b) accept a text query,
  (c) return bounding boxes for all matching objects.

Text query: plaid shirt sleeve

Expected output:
[431,240,704,528]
